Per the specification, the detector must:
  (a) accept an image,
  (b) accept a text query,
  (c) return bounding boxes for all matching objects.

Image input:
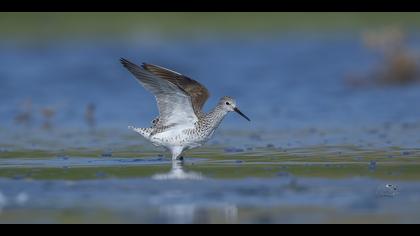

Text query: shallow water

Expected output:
[1,130,420,223]
[0,156,420,223]
[2,33,420,223]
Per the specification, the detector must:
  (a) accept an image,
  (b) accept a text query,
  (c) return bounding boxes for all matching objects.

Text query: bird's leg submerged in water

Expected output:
[170,146,184,161]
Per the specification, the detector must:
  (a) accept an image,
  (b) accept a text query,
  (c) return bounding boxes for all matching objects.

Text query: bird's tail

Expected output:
[128,126,153,139]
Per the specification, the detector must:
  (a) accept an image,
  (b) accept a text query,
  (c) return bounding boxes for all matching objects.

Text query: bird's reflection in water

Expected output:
[158,203,238,224]
[152,161,238,223]
[152,160,204,180]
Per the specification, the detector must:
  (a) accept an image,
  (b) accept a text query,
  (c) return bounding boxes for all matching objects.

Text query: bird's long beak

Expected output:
[234,107,251,121]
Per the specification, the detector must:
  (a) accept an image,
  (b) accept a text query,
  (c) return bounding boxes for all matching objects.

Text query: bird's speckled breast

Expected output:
[149,119,219,149]
[146,105,228,151]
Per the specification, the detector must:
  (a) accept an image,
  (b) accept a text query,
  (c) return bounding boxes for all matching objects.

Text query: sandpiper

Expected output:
[120,58,250,161]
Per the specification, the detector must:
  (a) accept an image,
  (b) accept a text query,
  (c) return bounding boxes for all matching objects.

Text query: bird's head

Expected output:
[219,96,250,121]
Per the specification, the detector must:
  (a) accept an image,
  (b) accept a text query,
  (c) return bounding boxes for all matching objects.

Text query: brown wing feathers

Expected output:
[141,63,210,115]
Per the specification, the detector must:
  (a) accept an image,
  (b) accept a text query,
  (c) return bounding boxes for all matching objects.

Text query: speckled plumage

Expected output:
[121,58,250,160]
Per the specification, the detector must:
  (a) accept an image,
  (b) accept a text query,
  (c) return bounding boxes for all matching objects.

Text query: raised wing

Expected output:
[142,63,210,115]
[120,58,198,127]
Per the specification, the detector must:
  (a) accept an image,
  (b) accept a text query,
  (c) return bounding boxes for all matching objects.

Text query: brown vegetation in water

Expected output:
[346,27,420,87]
[41,107,55,130]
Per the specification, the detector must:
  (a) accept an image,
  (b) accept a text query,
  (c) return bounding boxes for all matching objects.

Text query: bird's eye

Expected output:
[226,102,230,105]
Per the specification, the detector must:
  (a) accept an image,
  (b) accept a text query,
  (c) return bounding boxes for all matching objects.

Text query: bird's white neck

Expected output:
[204,104,229,129]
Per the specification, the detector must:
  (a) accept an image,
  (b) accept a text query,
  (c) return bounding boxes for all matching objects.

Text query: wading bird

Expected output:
[121,58,250,161]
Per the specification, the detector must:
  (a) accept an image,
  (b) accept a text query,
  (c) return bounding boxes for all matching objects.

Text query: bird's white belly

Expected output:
[149,126,206,149]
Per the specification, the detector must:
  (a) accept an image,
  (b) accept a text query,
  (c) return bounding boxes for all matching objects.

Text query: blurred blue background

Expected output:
[2,13,420,147]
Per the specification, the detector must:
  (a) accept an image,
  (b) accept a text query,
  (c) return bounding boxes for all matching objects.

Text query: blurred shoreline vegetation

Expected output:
[2,12,420,41]
[346,27,420,87]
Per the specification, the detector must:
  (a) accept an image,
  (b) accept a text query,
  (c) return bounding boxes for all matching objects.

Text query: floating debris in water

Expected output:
[224,147,244,153]
[235,160,243,164]
[369,160,377,171]
[401,151,411,156]
[376,184,399,197]
[15,192,29,206]
[266,144,275,148]
[57,155,69,160]
[101,150,113,157]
